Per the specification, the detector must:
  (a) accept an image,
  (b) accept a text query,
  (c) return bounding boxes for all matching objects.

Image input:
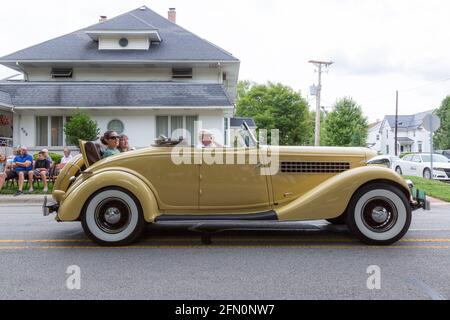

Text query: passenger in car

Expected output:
[118,134,135,152]
[100,131,121,158]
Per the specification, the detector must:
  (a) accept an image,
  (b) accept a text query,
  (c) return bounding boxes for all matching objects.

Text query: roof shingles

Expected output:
[0,90,12,106]
[0,82,233,107]
[384,110,435,131]
[0,6,238,62]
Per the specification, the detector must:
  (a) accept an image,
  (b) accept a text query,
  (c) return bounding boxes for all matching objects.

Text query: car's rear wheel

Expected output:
[395,166,403,175]
[423,168,432,179]
[81,188,146,246]
[346,183,411,245]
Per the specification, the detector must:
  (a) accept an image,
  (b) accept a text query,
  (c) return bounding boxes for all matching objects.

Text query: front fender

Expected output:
[57,170,159,223]
[275,166,410,221]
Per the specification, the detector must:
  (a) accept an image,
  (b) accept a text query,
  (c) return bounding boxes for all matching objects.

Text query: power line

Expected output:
[399,76,450,93]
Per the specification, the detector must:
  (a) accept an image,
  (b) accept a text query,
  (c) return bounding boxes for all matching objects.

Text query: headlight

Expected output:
[433,167,446,172]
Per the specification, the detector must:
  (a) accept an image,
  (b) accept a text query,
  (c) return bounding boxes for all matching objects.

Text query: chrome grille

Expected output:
[281,161,350,174]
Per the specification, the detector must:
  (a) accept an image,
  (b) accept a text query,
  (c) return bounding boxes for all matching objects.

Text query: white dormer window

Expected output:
[85,30,161,51]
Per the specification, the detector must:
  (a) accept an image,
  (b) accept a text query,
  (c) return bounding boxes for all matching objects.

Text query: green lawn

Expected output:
[406,176,450,202]
[0,182,54,195]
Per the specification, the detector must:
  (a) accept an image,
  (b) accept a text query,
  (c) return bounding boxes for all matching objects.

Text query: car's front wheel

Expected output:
[346,183,411,245]
[395,166,403,175]
[81,188,146,246]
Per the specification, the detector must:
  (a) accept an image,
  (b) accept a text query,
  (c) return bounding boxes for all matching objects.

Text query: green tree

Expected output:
[434,96,450,150]
[323,97,368,147]
[236,81,312,145]
[64,110,100,146]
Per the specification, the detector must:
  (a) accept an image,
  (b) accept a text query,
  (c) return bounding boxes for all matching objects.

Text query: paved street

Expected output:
[0,201,449,300]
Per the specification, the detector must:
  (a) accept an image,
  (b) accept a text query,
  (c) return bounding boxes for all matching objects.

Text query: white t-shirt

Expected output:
[60,155,73,164]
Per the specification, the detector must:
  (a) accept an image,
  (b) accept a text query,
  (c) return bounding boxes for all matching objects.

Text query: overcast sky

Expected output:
[0,0,449,122]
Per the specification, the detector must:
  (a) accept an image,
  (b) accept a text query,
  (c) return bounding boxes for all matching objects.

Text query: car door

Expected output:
[139,148,200,211]
[199,147,271,212]
[399,155,412,175]
[410,155,422,177]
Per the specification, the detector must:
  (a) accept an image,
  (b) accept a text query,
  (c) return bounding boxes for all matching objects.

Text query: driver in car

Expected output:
[197,129,222,148]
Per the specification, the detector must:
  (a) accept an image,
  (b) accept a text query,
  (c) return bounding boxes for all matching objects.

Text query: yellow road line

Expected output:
[0,244,449,250]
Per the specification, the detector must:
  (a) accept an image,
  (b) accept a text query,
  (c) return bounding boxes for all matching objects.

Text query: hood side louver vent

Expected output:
[281,161,350,174]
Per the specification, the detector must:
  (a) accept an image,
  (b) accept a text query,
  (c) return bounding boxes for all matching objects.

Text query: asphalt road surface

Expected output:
[0,202,449,300]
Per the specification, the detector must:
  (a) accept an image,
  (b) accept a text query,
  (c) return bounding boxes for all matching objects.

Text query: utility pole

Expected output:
[309,60,333,146]
[395,90,399,156]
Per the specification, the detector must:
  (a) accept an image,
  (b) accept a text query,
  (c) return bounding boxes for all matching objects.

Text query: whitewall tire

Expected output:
[346,183,411,245]
[81,188,146,246]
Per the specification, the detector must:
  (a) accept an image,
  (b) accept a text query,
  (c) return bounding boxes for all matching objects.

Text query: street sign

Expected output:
[422,114,441,132]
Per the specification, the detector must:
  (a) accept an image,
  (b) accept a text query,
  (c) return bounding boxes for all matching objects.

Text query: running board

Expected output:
[154,210,278,223]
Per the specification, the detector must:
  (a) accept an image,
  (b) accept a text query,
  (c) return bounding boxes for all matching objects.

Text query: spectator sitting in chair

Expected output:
[60,148,73,164]
[0,153,6,191]
[5,148,18,170]
[8,146,34,196]
[34,151,51,193]
[56,148,73,171]
[41,149,53,164]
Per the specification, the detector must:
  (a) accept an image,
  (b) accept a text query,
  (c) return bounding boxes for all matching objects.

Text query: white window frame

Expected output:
[35,115,70,148]
[156,115,198,142]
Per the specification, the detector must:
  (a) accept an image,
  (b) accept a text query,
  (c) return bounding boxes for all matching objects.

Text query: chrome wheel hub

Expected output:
[94,197,131,234]
[362,197,398,233]
[371,206,389,223]
[104,207,122,225]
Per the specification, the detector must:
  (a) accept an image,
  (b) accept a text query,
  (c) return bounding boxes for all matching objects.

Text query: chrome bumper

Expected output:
[42,196,59,216]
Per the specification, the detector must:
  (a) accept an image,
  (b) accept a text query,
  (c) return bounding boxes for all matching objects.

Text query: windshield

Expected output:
[421,154,449,163]
[239,122,258,147]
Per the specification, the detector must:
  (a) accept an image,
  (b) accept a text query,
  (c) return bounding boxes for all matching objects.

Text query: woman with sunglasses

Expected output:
[100,131,121,158]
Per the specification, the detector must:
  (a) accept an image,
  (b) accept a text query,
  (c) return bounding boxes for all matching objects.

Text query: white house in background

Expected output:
[0,6,240,152]
[370,110,436,156]
[366,120,382,153]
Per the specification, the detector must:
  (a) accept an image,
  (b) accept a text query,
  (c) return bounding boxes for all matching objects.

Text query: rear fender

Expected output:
[275,166,410,221]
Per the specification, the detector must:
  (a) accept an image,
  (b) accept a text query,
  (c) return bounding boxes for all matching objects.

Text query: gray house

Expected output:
[0,6,240,151]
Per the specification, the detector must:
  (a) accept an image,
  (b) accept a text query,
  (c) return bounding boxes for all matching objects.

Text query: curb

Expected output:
[428,196,449,206]
[0,195,47,205]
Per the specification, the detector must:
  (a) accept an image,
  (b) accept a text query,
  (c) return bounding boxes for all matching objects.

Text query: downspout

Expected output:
[218,62,222,84]
[15,62,29,81]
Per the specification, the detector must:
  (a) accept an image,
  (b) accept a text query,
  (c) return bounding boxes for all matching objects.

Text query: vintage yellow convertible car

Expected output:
[44,125,429,246]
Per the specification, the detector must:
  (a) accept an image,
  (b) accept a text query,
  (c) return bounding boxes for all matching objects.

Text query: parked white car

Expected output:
[394,153,450,181]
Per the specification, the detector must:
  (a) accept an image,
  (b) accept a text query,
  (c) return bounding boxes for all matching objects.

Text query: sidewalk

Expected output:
[0,194,47,205]
[428,196,449,206]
